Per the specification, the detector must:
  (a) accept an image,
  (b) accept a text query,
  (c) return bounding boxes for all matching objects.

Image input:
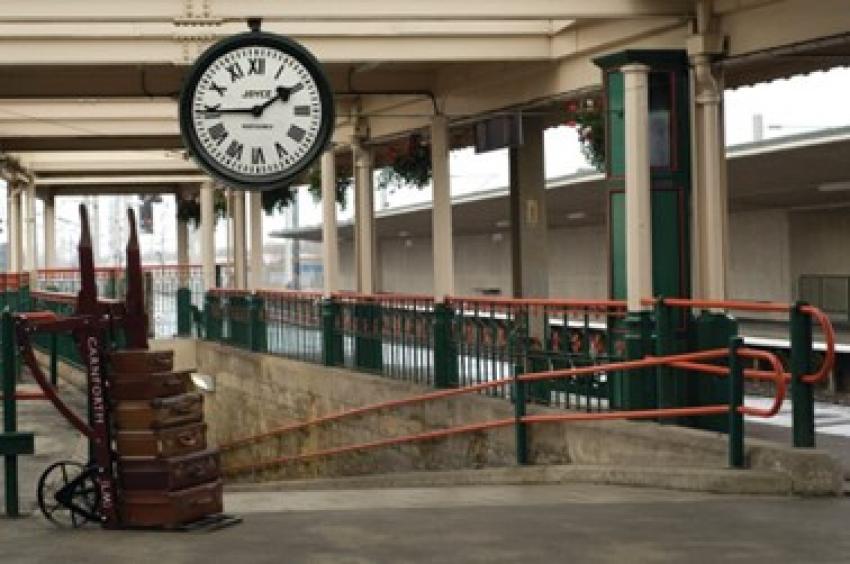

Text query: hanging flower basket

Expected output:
[564,97,605,171]
[377,133,432,190]
[176,189,228,227]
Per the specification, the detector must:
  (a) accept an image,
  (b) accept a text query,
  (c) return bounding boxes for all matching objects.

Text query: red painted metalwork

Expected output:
[14,204,150,528]
[642,297,836,385]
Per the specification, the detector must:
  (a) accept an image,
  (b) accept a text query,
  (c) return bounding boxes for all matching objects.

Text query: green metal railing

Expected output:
[336,293,436,384]
[204,290,628,409]
[448,297,627,409]
[199,290,836,452]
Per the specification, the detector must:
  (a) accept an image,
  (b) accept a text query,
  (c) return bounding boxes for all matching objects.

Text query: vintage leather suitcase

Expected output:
[111,370,192,401]
[120,479,223,528]
[110,349,174,375]
[114,392,203,430]
[119,449,220,492]
[116,422,207,458]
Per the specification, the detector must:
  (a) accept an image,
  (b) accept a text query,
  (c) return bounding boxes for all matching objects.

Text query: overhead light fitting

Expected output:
[495,219,510,229]
[566,211,586,220]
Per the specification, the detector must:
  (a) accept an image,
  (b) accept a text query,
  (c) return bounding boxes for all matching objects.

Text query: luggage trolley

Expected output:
[16,205,238,530]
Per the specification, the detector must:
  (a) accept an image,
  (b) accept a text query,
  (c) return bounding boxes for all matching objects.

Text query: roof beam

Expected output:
[36,174,208,186]
[0,0,693,21]
[14,150,197,174]
[0,136,183,152]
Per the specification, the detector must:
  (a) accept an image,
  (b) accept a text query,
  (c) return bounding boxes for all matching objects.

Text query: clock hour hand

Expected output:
[277,86,294,102]
[251,86,294,116]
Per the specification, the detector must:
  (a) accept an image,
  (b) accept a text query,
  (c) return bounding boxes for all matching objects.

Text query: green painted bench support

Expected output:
[2,309,35,518]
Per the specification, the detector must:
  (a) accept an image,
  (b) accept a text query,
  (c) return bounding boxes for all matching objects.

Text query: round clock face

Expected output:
[179,32,334,191]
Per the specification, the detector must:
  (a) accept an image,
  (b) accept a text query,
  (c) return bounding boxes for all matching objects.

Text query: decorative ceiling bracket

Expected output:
[174,0,223,63]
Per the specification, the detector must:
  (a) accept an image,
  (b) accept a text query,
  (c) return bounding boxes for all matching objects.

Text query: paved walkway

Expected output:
[2,485,850,563]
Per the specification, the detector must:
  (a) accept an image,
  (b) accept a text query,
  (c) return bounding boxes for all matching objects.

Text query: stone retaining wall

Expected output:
[195,341,842,495]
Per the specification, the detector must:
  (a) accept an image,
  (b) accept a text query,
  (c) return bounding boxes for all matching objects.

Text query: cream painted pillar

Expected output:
[200,182,216,291]
[321,149,340,297]
[691,55,728,301]
[231,190,247,290]
[43,192,56,268]
[622,63,652,312]
[353,143,375,294]
[176,210,189,286]
[23,182,37,285]
[7,188,21,272]
[248,191,264,290]
[431,115,454,301]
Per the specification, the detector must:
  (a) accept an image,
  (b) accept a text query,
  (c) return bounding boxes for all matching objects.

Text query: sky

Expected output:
[2,65,849,267]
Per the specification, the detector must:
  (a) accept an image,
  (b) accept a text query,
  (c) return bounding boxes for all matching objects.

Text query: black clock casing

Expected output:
[179,30,334,191]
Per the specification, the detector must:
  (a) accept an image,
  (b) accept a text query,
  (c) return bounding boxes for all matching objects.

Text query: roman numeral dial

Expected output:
[183,36,332,189]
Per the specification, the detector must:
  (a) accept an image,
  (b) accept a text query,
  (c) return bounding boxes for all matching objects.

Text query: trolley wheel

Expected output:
[37,461,101,528]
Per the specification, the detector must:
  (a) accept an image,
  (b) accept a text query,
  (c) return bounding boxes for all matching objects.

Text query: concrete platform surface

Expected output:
[3,485,850,563]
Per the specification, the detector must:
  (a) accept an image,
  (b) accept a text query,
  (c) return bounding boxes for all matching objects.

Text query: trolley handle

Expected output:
[14,314,96,440]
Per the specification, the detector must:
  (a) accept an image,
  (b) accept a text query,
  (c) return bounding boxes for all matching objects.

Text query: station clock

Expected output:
[179,25,334,191]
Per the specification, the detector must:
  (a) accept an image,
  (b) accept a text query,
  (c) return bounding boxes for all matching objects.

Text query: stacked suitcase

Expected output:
[110,349,224,528]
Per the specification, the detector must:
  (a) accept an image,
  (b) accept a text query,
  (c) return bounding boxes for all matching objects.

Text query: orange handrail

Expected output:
[220,346,785,476]
[646,297,835,385]
[799,305,835,384]
[448,295,628,310]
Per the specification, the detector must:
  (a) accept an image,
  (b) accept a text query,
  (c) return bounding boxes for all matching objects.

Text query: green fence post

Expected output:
[654,297,682,423]
[693,311,738,432]
[18,276,31,313]
[321,298,343,366]
[226,294,248,348]
[623,310,655,409]
[433,302,458,389]
[354,300,383,372]
[176,287,193,337]
[527,350,550,405]
[513,371,528,465]
[2,309,19,517]
[728,337,745,468]
[791,302,815,448]
[249,294,267,353]
[105,269,117,299]
[205,293,222,341]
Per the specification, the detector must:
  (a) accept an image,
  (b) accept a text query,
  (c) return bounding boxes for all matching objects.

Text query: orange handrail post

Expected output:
[791,302,815,447]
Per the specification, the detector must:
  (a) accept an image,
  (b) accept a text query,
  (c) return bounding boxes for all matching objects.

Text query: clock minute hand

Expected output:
[203,105,255,114]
